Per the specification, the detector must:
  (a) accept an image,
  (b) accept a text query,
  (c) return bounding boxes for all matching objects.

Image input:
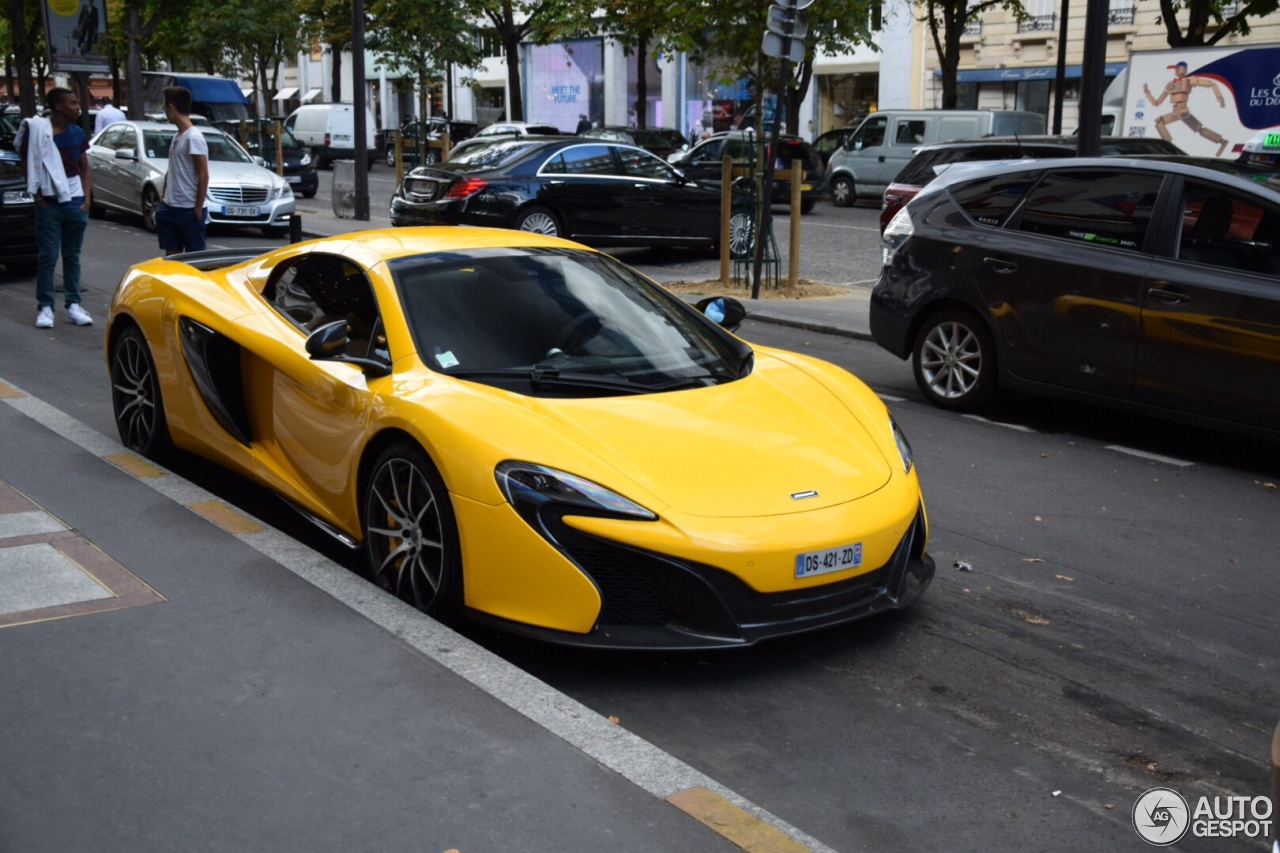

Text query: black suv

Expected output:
[668,131,825,213]
[879,135,1185,232]
[870,156,1280,437]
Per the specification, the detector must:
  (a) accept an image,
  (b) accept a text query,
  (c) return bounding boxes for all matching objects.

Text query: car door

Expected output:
[970,167,1165,397]
[535,143,626,239]
[1132,177,1280,429]
[676,137,729,186]
[877,116,933,192]
[249,252,385,519]
[89,124,126,208]
[613,145,718,242]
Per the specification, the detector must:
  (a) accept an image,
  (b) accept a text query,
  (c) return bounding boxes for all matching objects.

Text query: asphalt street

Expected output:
[0,201,1276,852]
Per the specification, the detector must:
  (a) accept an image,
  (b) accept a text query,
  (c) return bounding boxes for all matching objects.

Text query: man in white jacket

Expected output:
[17,87,95,328]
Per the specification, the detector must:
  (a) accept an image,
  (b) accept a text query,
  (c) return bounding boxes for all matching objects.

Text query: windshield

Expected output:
[446,139,540,169]
[388,248,751,397]
[200,130,254,163]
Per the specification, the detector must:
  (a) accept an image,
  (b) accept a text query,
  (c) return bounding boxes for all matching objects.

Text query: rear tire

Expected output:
[513,206,563,238]
[911,308,997,411]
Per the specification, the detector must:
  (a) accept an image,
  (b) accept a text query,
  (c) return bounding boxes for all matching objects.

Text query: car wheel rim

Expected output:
[729,213,754,256]
[833,180,850,204]
[143,191,159,231]
[112,334,159,451]
[920,321,982,400]
[519,212,558,236]
[366,457,445,610]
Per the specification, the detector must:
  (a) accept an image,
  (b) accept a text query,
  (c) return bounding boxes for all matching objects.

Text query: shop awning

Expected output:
[301,89,322,103]
[938,62,1126,82]
[273,87,299,101]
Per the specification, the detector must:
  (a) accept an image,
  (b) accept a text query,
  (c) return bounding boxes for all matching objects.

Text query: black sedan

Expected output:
[390,137,754,256]
[0,148,37,275]
[870,156,1280,437]
[577,126,689,160]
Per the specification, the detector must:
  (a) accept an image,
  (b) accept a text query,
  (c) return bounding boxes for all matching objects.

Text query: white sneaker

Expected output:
[35,306,54,328]
[66,304,93,326]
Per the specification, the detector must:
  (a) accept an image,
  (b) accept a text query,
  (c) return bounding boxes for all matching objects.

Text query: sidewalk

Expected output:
[291,201,875,342]
[0,374,833,849]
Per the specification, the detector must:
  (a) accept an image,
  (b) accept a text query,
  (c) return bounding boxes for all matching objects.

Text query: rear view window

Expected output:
[949,173,1039,227]
[1014,169,1162,251]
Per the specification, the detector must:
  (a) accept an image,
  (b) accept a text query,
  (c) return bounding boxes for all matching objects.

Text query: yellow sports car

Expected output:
[106,228,933,648]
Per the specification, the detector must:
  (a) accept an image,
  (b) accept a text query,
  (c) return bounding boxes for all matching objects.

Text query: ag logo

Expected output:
[1132,787,1190,845]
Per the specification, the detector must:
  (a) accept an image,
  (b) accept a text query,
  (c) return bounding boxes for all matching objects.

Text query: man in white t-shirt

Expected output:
[156,86,209,255]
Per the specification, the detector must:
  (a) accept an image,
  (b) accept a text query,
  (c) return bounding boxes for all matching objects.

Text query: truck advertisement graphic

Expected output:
[1121,44,1280,159]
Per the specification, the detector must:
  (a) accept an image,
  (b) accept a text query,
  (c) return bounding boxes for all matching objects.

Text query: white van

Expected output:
[826,109,1045,206]
[284,103,378,169]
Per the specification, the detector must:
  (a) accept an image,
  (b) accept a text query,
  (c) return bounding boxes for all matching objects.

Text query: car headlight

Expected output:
[495,461,657,525]
[3,189,34,205]
[890,416,913,474]
[300,152,312,166]
[273,182,291,199]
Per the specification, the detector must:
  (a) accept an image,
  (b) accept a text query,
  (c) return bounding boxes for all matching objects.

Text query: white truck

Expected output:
[1104,43,1280,159]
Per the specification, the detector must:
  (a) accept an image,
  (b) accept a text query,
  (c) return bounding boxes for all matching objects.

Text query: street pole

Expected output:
[1076,0,1108,156]
[1052,0,1070,135]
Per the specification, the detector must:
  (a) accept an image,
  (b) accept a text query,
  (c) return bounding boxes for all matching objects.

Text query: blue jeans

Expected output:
[36,199,89,309]
[155,202,207,253]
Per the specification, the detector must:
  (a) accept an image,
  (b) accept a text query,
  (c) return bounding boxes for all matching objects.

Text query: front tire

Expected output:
[830,175,855,208]
[142,187,160,233]
[362,442,462,618]
[911,309,997,411]
[111,325,173,461]
[513,206,563,238]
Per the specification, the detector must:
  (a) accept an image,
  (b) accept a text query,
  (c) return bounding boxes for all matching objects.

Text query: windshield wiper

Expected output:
[444,365,722,394]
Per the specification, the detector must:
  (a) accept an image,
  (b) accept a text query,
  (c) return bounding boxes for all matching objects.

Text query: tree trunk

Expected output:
[635,35,648,129]
[10,0,38,115]
[124,3,146,116]
[331,43,343,102]
[503,32,524,121]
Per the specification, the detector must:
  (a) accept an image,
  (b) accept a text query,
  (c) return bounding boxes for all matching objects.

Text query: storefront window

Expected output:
[525,39,604,132]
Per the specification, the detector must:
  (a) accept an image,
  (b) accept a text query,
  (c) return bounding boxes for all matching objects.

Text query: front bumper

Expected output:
[468,504,934,650]
[206,191,296,230]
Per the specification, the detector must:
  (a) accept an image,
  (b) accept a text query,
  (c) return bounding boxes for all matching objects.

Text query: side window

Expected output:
[1178,181,1279,275]
[558,144,618,176]
[690,139,721,163]
[98,125,125,150]
[1014,169,1163,252]
[949,173,1039,227]
[263,253,385,358]
[853,116,887,150]
[618,147,678,181]
[893,120,927,145]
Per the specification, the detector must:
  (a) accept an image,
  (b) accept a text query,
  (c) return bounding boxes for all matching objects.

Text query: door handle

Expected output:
[546,180,564,186]
[633,183,649,189]
[1147,287,1191,305]
[983,257,1018,274]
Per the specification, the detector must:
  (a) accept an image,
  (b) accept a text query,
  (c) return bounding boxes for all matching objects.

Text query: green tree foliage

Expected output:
[366,0,482,123]
[295,0,352,103]
[1156,0,1280,45]
[920,0,1025,109]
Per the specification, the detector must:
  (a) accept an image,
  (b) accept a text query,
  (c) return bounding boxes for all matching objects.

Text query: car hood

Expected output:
[502,351,893,518]
[207,160,287,187]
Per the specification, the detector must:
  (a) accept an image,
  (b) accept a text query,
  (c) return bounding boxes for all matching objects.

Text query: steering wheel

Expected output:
[549,312,603,355]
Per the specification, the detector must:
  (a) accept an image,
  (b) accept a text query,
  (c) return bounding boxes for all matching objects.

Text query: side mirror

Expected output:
[305,320,391,377]
[695,296,747,333]
[253,156,266,167]
[115,148,137,160]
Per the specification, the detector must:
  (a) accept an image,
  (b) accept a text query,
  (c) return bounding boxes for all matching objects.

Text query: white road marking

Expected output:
[1104,446,1195,467]
[962,414,1037,433]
